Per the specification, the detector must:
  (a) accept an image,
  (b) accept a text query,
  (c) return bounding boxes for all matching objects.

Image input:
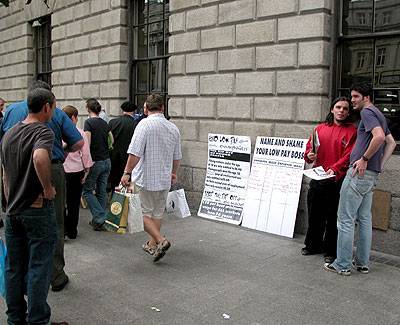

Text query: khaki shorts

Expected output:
[139,188,169,219]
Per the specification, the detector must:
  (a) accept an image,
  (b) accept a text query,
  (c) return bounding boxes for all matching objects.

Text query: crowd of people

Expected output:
[0,81,396,324]
[0,81,181,325]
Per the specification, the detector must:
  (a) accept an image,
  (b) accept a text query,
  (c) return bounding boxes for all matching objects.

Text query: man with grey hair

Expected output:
[121,94,182,262]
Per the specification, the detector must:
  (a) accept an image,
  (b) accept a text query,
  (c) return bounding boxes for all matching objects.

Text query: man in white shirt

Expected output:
[121,94,182,262]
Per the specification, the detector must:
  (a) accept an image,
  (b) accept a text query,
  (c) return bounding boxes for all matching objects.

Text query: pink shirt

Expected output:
[63,127,93,173]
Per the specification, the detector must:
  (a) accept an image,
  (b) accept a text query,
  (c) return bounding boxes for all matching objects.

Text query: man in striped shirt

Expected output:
[121,94,182,262]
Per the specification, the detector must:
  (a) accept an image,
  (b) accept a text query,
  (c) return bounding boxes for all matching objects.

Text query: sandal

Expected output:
[142,241,157,255]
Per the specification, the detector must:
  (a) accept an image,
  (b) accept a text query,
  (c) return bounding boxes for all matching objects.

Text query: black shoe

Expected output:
[89,221,107,231]
[51,275,69,292]
[324,256,335,264]
[0,218,4,228]
[301,247,322,255]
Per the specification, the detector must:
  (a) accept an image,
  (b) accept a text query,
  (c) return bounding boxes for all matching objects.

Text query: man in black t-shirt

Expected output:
[1,88,68,325]
[108,101,139,191]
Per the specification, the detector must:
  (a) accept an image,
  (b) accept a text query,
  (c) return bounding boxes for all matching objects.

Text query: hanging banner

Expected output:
[241,136,307,238]
[198,134,251,225]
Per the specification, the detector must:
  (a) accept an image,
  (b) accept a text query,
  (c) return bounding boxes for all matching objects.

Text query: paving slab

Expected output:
[1,210,399,325]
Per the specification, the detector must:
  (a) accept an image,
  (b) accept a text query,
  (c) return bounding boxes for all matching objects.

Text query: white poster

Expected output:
[241,136,307,238]
[198,134,251,225]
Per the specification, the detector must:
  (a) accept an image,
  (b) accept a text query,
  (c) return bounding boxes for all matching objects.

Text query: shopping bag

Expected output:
[105,188,129,234]
[0,237,7,298]
[127,193,144,233]
[166,189,191,218]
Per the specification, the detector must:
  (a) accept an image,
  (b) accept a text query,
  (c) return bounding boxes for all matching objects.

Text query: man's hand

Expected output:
[121,174,131,187]
[171,173,177,185]
[307,151,317,161]
[352,158,367,177]
[43,186,56,200]
[326,169,335,176]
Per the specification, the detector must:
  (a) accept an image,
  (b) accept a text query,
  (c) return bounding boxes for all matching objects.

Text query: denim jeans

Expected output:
[5,200,57,325]
[82,159,111,225]
[331,168,378,271]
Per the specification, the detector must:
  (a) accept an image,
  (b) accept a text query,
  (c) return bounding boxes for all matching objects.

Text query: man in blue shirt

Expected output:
[2,80,83,291]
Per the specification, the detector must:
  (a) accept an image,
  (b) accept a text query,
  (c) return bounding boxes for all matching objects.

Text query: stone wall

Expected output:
[168,0,333,219]
[168,0,400,256]
[0,0,128,120]
[0,1,33,102]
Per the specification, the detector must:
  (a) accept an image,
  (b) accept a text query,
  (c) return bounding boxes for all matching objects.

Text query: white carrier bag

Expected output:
[166,189,191,218]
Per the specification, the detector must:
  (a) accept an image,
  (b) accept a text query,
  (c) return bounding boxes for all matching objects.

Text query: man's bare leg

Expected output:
[143,215,164,246]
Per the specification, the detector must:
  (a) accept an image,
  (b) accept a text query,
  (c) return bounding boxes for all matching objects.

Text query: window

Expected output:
[376,47,386,67]
[337,0,400,151]
[130,0,169,114]
[33,16,52,86]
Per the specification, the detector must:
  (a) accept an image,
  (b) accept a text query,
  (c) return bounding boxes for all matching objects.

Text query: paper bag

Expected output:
[166,189,191,218]
[105,189,129,234]
[127,193,144,233]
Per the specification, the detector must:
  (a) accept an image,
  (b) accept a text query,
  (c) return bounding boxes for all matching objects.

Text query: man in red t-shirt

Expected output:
[301,97,357,263]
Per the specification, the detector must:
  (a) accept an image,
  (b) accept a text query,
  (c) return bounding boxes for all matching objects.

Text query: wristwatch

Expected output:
[123,171,131,177]
[361,155,369,162]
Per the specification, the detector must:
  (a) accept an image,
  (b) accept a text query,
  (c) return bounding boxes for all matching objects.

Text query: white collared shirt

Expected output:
[127,113,182,191]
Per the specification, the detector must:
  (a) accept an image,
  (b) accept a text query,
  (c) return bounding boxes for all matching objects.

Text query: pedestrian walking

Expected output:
[82,98,112,231]
[63,105,93,239]
[121,94,182,262]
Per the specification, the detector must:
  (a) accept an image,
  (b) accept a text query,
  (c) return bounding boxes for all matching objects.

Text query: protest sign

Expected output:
[198,134,251,225]
[241,136,307,238]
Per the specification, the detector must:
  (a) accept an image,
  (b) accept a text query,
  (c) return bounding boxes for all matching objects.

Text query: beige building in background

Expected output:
[0,0,399,256]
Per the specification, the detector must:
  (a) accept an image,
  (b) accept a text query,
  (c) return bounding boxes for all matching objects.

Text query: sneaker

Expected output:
[324,256,335,264]
[153,239,171,262]
[142,241,157,256]
[352,261,369,274]
[324,263,351,276]
[89,221,107,231]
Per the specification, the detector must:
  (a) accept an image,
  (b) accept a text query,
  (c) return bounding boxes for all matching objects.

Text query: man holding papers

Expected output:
[302,97,357,263]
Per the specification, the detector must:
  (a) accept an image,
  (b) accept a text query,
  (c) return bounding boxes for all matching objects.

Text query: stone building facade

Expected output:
[0,0,399,256]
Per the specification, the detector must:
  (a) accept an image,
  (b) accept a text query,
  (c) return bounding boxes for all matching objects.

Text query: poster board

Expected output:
[241,136,307,238]
[198,134,251,225]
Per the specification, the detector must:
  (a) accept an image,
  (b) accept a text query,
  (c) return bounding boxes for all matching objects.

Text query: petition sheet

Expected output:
[198,134,251,225]
[241,136,307,237]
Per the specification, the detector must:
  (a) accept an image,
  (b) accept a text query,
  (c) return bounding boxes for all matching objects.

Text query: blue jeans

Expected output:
[82,159,111,225]
[5,201,57,325]
[331,168,378,271]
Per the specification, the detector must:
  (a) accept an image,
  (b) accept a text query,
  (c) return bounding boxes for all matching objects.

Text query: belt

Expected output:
[51,159,63,164]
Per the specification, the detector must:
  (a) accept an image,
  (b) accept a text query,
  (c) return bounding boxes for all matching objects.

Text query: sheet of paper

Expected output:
[303,166,335,180]
[241,136,307,238]
[198,134,251,225]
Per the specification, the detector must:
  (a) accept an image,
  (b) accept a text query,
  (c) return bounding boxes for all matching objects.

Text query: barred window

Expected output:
[33,16,52,86]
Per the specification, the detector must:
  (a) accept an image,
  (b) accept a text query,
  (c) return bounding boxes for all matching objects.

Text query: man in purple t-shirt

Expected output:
[324,83,396,276]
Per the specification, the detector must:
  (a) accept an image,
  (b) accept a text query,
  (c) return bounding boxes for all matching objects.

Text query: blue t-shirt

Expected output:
[350,106,391,173]
[2,100,82,161]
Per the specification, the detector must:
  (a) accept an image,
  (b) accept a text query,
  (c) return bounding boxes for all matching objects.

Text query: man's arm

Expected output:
[33,148,56,200]
[171,159,181,185]
[381,133,396,170]
[120,154,140,186]
[352,126,385,176]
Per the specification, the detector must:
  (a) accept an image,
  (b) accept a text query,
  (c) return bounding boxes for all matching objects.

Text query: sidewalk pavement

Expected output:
[1,209,400,325]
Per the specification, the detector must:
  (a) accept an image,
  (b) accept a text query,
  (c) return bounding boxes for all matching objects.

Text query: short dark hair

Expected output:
[324,96,352,125]
[27,88,55,114]
[63,105,78,119]
[86,98,102,114]
[28,80,51,92]
[145,94,164,112]
[350,83,373,98]
[121,101,137,112]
